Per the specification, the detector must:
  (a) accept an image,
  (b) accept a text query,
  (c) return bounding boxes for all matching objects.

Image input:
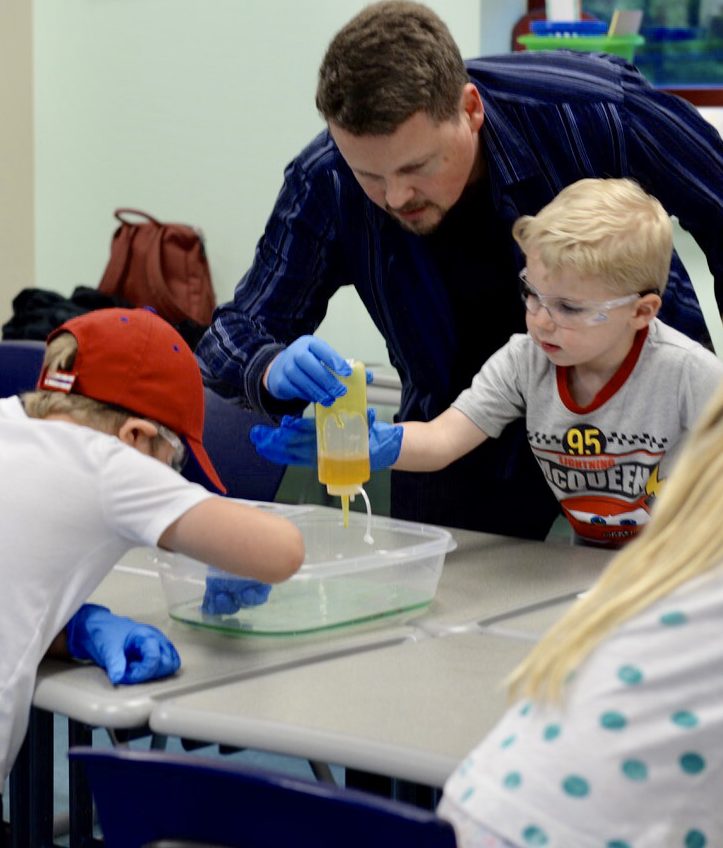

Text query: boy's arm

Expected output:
[158,498,304,584]
[249,407,489,474]
[396,408,489,472]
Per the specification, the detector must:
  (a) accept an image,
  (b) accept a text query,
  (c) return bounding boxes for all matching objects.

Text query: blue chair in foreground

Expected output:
[0,339,45,397]
[69,746,457,848]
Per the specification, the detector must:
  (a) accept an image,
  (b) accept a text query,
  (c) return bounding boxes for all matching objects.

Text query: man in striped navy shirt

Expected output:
[196,1,722,540]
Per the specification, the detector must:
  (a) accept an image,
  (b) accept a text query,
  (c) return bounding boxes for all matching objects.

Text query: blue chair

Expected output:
[0,340,45,397]
[182,388,287,500]
[69,746,457,848]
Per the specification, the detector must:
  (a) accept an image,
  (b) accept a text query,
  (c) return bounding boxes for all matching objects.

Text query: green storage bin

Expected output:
[517,34,645,61]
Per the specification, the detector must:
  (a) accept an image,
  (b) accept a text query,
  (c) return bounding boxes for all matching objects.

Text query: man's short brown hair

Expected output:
[316,1,468,135]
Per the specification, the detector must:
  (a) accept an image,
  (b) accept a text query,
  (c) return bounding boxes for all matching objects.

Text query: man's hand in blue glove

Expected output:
[250,408,403,471]
[201,568,272,616]
[265,336,352,407]
[65,604,180,686]
[250,415,317,466]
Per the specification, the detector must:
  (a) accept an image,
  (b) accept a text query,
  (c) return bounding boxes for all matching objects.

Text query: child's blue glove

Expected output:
[249,409,403,471]
[201,569,272,615]
[367,408,404,470]
[65,604,180,685]
[266,335,352,407]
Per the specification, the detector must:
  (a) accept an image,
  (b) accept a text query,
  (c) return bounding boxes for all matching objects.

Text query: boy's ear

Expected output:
[117,417,158,448]
[631,292,662,329]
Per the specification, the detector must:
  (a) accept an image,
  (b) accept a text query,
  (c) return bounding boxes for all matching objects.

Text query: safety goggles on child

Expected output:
[156,424,188,472]
[518,268,656,329]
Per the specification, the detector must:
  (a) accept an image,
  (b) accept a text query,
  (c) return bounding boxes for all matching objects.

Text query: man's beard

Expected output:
[387,201,448,235]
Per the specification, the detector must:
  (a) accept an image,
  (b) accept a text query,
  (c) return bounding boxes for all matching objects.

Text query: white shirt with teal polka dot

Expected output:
[441,565,723,848]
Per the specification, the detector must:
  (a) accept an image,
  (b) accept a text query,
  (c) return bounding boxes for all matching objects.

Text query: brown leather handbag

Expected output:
[98,208,216,326]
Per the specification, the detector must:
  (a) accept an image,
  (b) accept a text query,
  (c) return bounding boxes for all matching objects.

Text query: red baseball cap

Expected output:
[38,307,226,493]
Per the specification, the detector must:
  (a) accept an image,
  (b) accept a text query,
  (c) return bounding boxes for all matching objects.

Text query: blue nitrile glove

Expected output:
[250,409,403,471]
[201,568,272,615]
[367,408,403,470]
[266,335,352,407]
[250,415,317,466]
[65,604,180,685]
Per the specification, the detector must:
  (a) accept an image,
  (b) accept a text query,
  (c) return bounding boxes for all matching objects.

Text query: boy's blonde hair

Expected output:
[23,333,163,448]
[508,381,723,704]
[513,178,672,296]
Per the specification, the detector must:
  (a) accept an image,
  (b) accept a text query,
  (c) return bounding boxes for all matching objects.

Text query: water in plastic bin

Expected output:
[158,510,457,637]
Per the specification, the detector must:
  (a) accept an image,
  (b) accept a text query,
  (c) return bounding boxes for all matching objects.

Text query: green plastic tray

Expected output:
[518,34,645,61]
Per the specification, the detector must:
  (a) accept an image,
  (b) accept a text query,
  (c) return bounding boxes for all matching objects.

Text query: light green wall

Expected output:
[32,0,492,365]
[24,2,723,362]
[0,0,34,325]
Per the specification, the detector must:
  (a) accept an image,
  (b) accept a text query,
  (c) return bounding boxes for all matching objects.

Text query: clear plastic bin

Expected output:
[156,509,456,637]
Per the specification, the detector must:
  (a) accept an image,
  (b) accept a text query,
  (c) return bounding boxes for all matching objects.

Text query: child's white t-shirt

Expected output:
[441,565,723,847]
[0,396,214,782]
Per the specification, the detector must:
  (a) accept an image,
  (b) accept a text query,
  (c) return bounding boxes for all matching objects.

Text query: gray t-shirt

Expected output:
[452,320,723,545]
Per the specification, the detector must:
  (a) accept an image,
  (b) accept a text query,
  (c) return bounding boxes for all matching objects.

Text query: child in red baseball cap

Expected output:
[0,307,304,791]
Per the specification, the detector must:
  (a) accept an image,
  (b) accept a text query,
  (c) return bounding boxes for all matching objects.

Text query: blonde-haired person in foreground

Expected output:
[253,177,723,547]
[439,380,723,847]
[0,308,304,822]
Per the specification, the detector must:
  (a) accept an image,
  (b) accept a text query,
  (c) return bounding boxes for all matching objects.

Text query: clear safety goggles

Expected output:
[156,423,188,472]
[518,268,656,329]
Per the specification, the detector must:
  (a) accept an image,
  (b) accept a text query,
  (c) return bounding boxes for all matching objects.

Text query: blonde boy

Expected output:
[396,178,723,543]
[0,307,304,790]
[253,178,723,545]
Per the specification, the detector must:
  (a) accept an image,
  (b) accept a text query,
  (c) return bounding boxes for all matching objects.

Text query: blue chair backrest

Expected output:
[182,388,286,500]
[0,340,45,397]
[69,747,457,848]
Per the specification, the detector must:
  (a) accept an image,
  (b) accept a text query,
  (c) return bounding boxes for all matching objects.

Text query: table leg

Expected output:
[345,769,440,810]
[309,761,337,784]
[345,768,393,797]
[67,719,94,848]
[30,709,54,846]
[8,734,30,848]
[1,793,7,848]
[9,707,54,848]
[392,778,440,810]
